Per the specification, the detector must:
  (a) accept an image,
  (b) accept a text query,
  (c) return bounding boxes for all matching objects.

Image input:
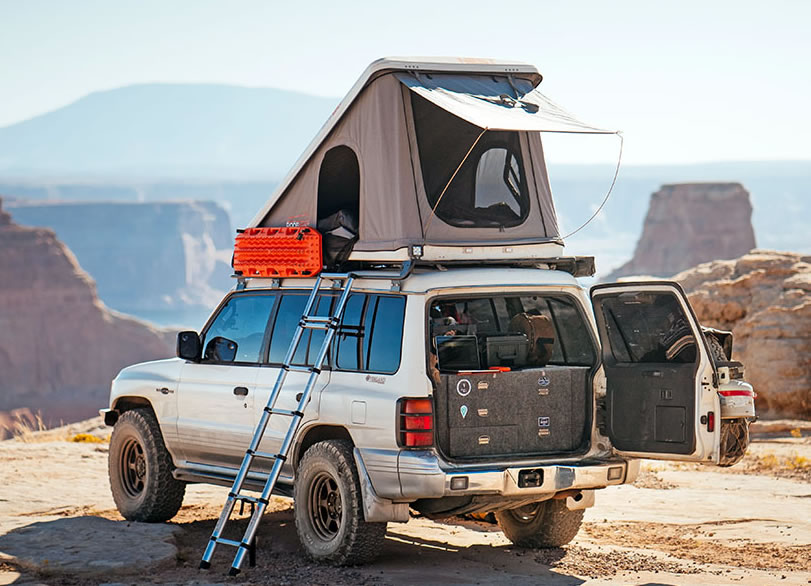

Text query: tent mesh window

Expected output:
[411,93,530,228]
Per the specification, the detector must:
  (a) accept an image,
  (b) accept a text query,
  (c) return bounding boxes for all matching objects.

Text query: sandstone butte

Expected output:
[0,197,173,436]
[675,250,811,419]
[607,183,757,281]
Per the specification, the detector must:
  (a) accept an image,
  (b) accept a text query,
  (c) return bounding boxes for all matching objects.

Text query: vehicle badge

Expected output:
[478,435,490,445]
[538,372,550,387]
[538,416,550,428]
[477,381,489,390]
[460,405,468,419]
[477,408,488,417]
[456,378,472,397]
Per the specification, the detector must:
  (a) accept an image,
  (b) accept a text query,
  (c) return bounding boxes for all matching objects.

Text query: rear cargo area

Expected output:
[434,368,590,459]
[428,292,596,461]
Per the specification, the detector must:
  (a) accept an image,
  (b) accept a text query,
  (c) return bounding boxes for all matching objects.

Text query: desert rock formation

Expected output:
[607,183,756,280]
[4,199,232,316]
[675,250,811,418]
[0,198,174,434]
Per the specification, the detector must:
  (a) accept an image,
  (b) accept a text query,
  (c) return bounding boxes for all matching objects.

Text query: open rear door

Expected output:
[591,282,720,463]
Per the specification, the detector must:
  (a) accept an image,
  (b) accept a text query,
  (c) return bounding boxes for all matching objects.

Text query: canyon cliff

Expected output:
[0,198,174,435]
[675,250,810,419]
[4,200,233,319]
[606,183,756,280]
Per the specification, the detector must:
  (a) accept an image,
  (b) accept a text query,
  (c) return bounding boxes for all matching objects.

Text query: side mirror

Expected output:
[204,336,238,363]
[176,331,201,361]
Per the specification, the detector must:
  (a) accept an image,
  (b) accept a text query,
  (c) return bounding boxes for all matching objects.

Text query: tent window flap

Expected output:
[396,72,615,134]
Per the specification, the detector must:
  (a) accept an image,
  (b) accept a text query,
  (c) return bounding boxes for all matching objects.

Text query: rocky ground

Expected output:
[1,419,809,585]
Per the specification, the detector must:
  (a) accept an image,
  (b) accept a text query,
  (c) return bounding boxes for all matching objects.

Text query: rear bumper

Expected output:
[357,447,639,501]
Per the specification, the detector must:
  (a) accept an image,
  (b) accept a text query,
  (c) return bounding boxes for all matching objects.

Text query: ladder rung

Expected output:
[303,316,333,324]
[247,449,287,462]
[284,364,320,374]
[264,407,304,418]
[212,537,242,548]
[229,494,269,506]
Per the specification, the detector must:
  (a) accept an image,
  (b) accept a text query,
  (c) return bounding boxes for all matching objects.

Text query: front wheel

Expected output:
[108,408,185,522]
[495,499,584,548]
[294,440,386,565]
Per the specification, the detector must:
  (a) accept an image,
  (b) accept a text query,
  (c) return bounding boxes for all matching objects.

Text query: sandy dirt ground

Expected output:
[0,419,809,585]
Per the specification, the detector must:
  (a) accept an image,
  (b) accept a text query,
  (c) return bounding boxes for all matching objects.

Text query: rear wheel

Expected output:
[294,440,386,565]
[108,408,185,522]
[495,499,583,548]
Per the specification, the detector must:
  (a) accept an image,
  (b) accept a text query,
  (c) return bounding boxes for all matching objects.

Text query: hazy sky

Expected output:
[1,0,809,164]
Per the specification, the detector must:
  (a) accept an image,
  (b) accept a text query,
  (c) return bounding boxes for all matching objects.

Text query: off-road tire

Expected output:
[495,499,584,548]
[705,334,728,364]
[705,335,751,467]
[109,408,185,522]
[719,417,749,467]
[294,440,387,565]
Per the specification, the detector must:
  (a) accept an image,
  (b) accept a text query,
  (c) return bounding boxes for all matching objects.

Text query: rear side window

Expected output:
[202,293,276,363]
[366,296,406,373]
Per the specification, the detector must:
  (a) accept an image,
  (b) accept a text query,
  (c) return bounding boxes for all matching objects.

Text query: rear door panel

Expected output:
[591,282,720,462]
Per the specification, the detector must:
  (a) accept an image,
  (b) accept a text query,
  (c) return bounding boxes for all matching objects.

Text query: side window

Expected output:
[202,294,276,363]
[599,292,697,364]
[336,294,367,370]
[268,294,308,364]
[366,296,406,373]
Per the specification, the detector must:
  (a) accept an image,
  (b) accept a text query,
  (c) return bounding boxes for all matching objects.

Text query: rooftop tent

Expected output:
[251,58,617,262]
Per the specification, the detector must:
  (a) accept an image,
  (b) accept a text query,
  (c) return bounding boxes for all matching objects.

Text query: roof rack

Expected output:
[232,256,595,289]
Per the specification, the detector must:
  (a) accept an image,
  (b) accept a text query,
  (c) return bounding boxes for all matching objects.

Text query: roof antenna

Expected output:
[560,132,624,240]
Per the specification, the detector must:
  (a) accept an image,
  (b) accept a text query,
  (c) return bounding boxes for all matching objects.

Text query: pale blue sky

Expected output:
[1,0,809,164]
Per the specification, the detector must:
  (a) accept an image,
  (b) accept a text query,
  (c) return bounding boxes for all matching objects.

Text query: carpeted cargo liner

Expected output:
[435,367,590,460]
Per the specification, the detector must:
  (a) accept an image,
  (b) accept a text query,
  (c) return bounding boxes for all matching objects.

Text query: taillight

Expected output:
[398,398,433,448]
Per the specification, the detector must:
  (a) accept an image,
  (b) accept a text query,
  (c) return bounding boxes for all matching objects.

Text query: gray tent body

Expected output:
[251,57,615,262]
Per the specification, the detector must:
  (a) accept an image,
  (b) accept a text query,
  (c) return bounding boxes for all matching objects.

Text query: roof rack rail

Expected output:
[231,256,595,287]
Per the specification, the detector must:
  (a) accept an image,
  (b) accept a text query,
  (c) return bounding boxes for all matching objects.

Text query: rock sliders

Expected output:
[607,183,756,280]
[675,250,811,418]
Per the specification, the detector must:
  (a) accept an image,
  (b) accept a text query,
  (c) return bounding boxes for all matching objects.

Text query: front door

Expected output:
[175,291,278,469]
[591,282,720,463]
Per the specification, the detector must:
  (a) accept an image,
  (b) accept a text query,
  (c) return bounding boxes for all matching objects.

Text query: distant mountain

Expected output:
[0,83,338,178]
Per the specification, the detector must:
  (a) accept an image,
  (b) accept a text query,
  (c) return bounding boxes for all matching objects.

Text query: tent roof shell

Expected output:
[248,57,545,228]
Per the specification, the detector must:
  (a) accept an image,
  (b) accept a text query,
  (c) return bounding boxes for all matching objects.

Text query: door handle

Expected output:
[233,386,249,397]
[642,370,662,377]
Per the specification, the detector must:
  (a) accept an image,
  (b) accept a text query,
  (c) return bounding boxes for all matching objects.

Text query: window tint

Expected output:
[268,292,405,374]
[411,93,530,228]
[366,296,406,373]
[268,294,308,364]
[336,294,366,370]
[599,292,697,364]
[203,294,276,363]
[430,294,595,371]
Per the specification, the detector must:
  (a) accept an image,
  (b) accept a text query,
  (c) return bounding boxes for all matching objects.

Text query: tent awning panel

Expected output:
[396,72,616,134]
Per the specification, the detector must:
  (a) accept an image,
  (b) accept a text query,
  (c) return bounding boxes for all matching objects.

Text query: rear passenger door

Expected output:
[253,291,333,472]
[591,282,721,463]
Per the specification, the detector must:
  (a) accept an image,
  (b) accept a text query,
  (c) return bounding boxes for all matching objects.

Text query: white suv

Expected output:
[103,265,755,565]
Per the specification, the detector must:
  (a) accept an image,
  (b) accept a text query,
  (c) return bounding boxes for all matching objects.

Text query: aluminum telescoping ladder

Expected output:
[200,272,355,575]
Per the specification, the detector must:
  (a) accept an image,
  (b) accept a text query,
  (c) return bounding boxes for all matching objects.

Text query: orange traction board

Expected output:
[233,227,322,278]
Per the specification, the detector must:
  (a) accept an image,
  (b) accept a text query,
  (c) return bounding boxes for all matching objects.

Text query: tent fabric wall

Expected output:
[260,71,573,251]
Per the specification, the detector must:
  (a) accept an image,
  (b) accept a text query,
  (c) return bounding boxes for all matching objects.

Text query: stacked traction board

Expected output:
[233,227,322,278]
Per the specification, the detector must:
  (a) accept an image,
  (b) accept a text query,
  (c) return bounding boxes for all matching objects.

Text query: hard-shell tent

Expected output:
[251,57,617,263]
